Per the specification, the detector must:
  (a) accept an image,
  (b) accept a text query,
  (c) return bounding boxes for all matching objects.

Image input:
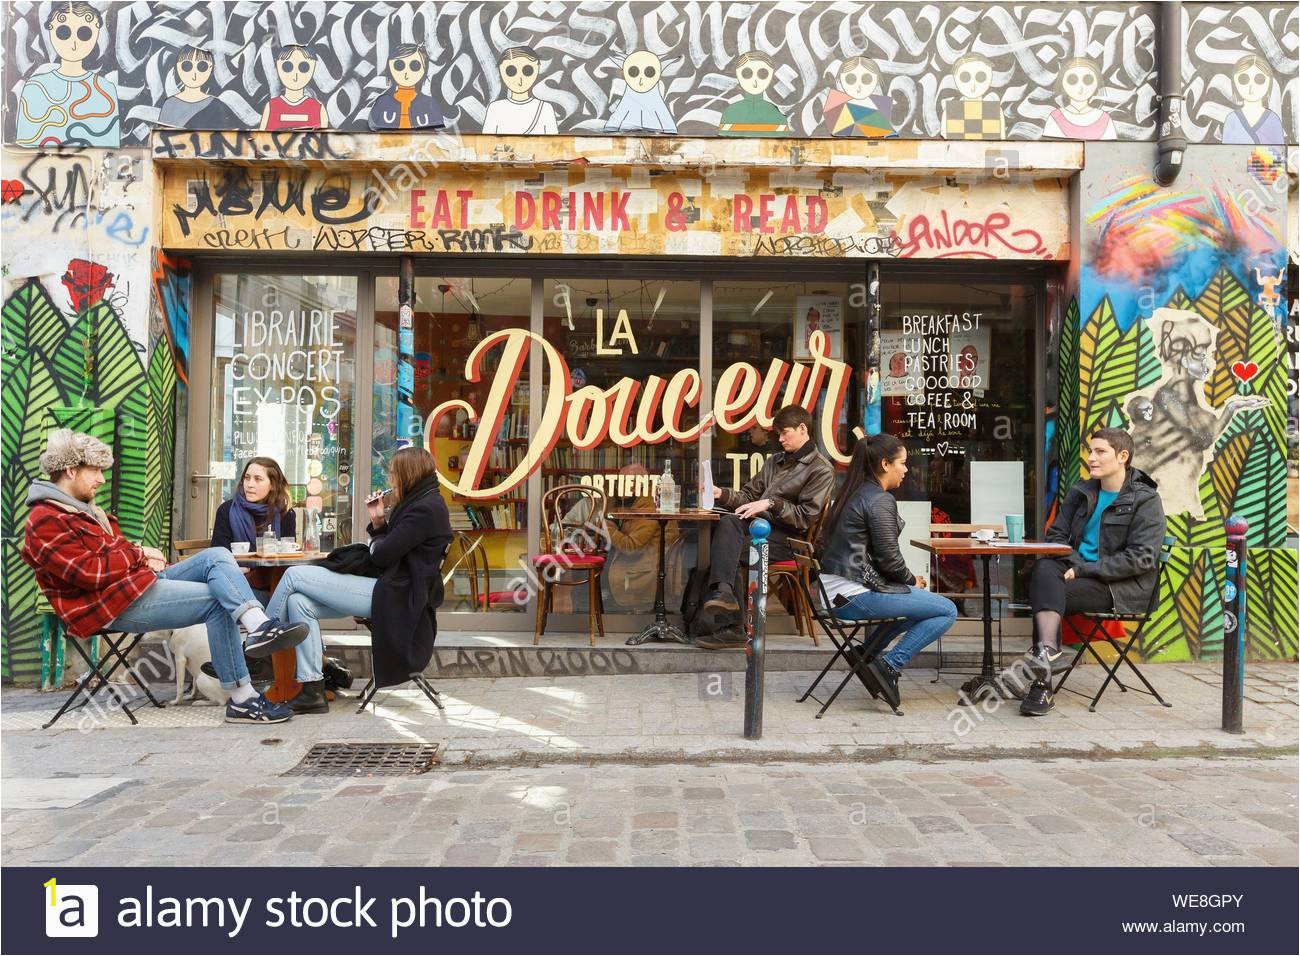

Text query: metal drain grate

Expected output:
[283,742,441,777]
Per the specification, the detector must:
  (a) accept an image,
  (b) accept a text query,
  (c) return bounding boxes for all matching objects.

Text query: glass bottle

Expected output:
[658,459,678,514]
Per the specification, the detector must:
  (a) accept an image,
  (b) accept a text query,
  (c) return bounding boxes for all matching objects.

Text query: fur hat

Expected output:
[39,429,114,475]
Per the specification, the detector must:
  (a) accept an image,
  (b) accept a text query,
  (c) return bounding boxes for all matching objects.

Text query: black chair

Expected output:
[354,544,450,715]
[788,540,906,717]
[1051,536,1175,712]
[43,628,166,730]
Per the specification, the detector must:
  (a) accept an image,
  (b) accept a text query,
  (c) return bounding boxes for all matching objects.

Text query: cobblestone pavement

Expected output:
[2,663,1295,867]
[2,755,1296,867]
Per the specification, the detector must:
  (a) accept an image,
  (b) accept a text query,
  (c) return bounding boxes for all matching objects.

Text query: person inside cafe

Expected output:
[606,463,682,610]
[266,446,453,714]
[695,404,835,648]
[21,429,310,724]
[818,433,958,709]
[210,456,297,600]
[1021,427,1165,716]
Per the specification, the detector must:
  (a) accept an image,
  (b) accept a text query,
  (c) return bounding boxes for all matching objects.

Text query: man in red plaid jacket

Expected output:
[22,429,310,724]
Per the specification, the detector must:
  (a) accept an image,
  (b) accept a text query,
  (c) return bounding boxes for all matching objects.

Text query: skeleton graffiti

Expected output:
[1125,308,1270,519]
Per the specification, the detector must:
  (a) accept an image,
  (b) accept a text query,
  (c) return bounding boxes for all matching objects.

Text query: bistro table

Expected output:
[911,538,1072,703]
[234,550,325,702]
[610,509,718,645]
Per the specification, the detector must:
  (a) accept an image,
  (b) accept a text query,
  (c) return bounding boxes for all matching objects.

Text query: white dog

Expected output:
[155,625,229,705]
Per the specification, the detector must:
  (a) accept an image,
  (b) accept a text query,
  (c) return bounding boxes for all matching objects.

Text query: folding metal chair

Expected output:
[355,541,450,715]
[788,540,905,717]
[43,629,166,730]
[1052,536,1174,712]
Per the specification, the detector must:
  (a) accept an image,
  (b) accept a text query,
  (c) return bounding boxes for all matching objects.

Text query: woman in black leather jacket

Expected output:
[818,434,957,706]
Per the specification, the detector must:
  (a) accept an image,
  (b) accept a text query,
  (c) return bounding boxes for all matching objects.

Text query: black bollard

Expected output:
[744,518,770,740]
[1221,515,1248,734]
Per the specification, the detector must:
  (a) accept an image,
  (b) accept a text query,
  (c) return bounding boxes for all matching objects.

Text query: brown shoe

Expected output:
[694,628,748,650]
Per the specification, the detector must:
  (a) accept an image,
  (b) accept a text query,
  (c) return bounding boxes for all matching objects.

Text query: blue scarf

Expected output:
[229,486,282,547]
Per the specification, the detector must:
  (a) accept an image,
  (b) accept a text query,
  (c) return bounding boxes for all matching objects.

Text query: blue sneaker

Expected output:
[245,619,310,657]
[225,692,293,724]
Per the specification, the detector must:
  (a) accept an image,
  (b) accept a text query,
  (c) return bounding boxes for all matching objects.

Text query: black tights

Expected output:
[1028,558,1112,651]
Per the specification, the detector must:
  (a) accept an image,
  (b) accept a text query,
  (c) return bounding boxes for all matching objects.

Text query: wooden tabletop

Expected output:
[610,509,720,521]
[911,538,1073,557]
[233,550,325,568]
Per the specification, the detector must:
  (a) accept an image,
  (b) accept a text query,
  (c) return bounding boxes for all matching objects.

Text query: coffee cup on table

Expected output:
[1005,515,1025,543]
[231,542,250,555]
[971,529,995,543]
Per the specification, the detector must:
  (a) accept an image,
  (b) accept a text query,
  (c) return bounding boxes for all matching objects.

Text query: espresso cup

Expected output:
[231,542,251,555]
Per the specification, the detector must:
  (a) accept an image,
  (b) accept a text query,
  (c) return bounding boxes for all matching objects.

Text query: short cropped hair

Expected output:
[772,404,814,435]
[1092,427,1135,466]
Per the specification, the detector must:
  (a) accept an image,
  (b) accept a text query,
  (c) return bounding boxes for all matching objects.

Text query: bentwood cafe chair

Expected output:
[531,484,609,646]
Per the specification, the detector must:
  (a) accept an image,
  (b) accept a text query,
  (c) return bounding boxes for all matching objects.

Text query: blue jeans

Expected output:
[266,566,376,682]
[831,586,958,671]
[107,548,264,689]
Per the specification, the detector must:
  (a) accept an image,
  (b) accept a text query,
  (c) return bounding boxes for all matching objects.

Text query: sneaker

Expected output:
[245,619,311,657]
[1019,680,1055,716]
[225,692,293,723]
[1027,645,1071,681]
[866,657,901,710]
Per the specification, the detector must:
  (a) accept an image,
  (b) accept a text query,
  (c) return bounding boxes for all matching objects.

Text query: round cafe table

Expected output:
[610,509,718,645]
[234,550,325,702]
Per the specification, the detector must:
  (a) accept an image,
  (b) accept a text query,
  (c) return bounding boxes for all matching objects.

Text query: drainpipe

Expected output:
[1153,0,1186,186]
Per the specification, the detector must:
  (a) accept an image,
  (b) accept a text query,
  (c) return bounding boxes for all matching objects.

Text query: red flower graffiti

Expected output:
[61,259,116,314]
[1,179,24,203]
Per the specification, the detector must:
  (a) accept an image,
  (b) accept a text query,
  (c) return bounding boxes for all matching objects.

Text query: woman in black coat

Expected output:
[265,447,453,713]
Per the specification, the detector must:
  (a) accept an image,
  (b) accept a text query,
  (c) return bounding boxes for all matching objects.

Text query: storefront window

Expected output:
[711,278,865,496]
[208,274,357,549]
[878,277,1038,529]
[542,278,702,613]
[374,276,531,611]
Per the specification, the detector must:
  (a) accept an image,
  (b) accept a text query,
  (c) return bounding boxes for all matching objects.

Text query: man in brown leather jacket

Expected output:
[696,405,835,647]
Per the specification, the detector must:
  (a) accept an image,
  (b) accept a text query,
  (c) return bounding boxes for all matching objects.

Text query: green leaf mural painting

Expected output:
[1075,151,1294,662]
[0,263,188,684]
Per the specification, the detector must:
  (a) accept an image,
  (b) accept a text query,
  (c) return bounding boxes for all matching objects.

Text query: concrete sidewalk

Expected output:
[3,661,1294,767]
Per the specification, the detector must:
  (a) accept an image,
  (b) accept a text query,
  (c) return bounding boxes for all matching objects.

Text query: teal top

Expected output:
[1079,489,1119,562]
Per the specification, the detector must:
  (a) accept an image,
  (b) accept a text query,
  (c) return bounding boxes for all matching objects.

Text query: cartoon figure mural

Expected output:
[367,43,444,130]
[941,53,1004,140]
[604,50,676,134]
[1219,54,1285,145]
[1041,58,1116,140]
[483,47,558,134]
[1254,265,1284,320]
[157,44,239,129]
[718,52,788,136]
[822,57,895,137]
[15,1,120,148]
[1125,308,1269,519]
[260,45,329,130]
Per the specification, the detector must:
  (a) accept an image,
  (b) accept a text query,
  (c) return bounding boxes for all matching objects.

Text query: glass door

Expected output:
[197,273,359,550]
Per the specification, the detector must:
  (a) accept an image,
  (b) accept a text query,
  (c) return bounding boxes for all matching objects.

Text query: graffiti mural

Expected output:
[0,276,179,683]
[160,163,1071,260]
[2,2,1296,146]
[1071,143,1295,661]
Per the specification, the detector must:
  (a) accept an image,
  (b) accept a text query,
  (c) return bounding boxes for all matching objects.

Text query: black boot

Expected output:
[288,679,328,714]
